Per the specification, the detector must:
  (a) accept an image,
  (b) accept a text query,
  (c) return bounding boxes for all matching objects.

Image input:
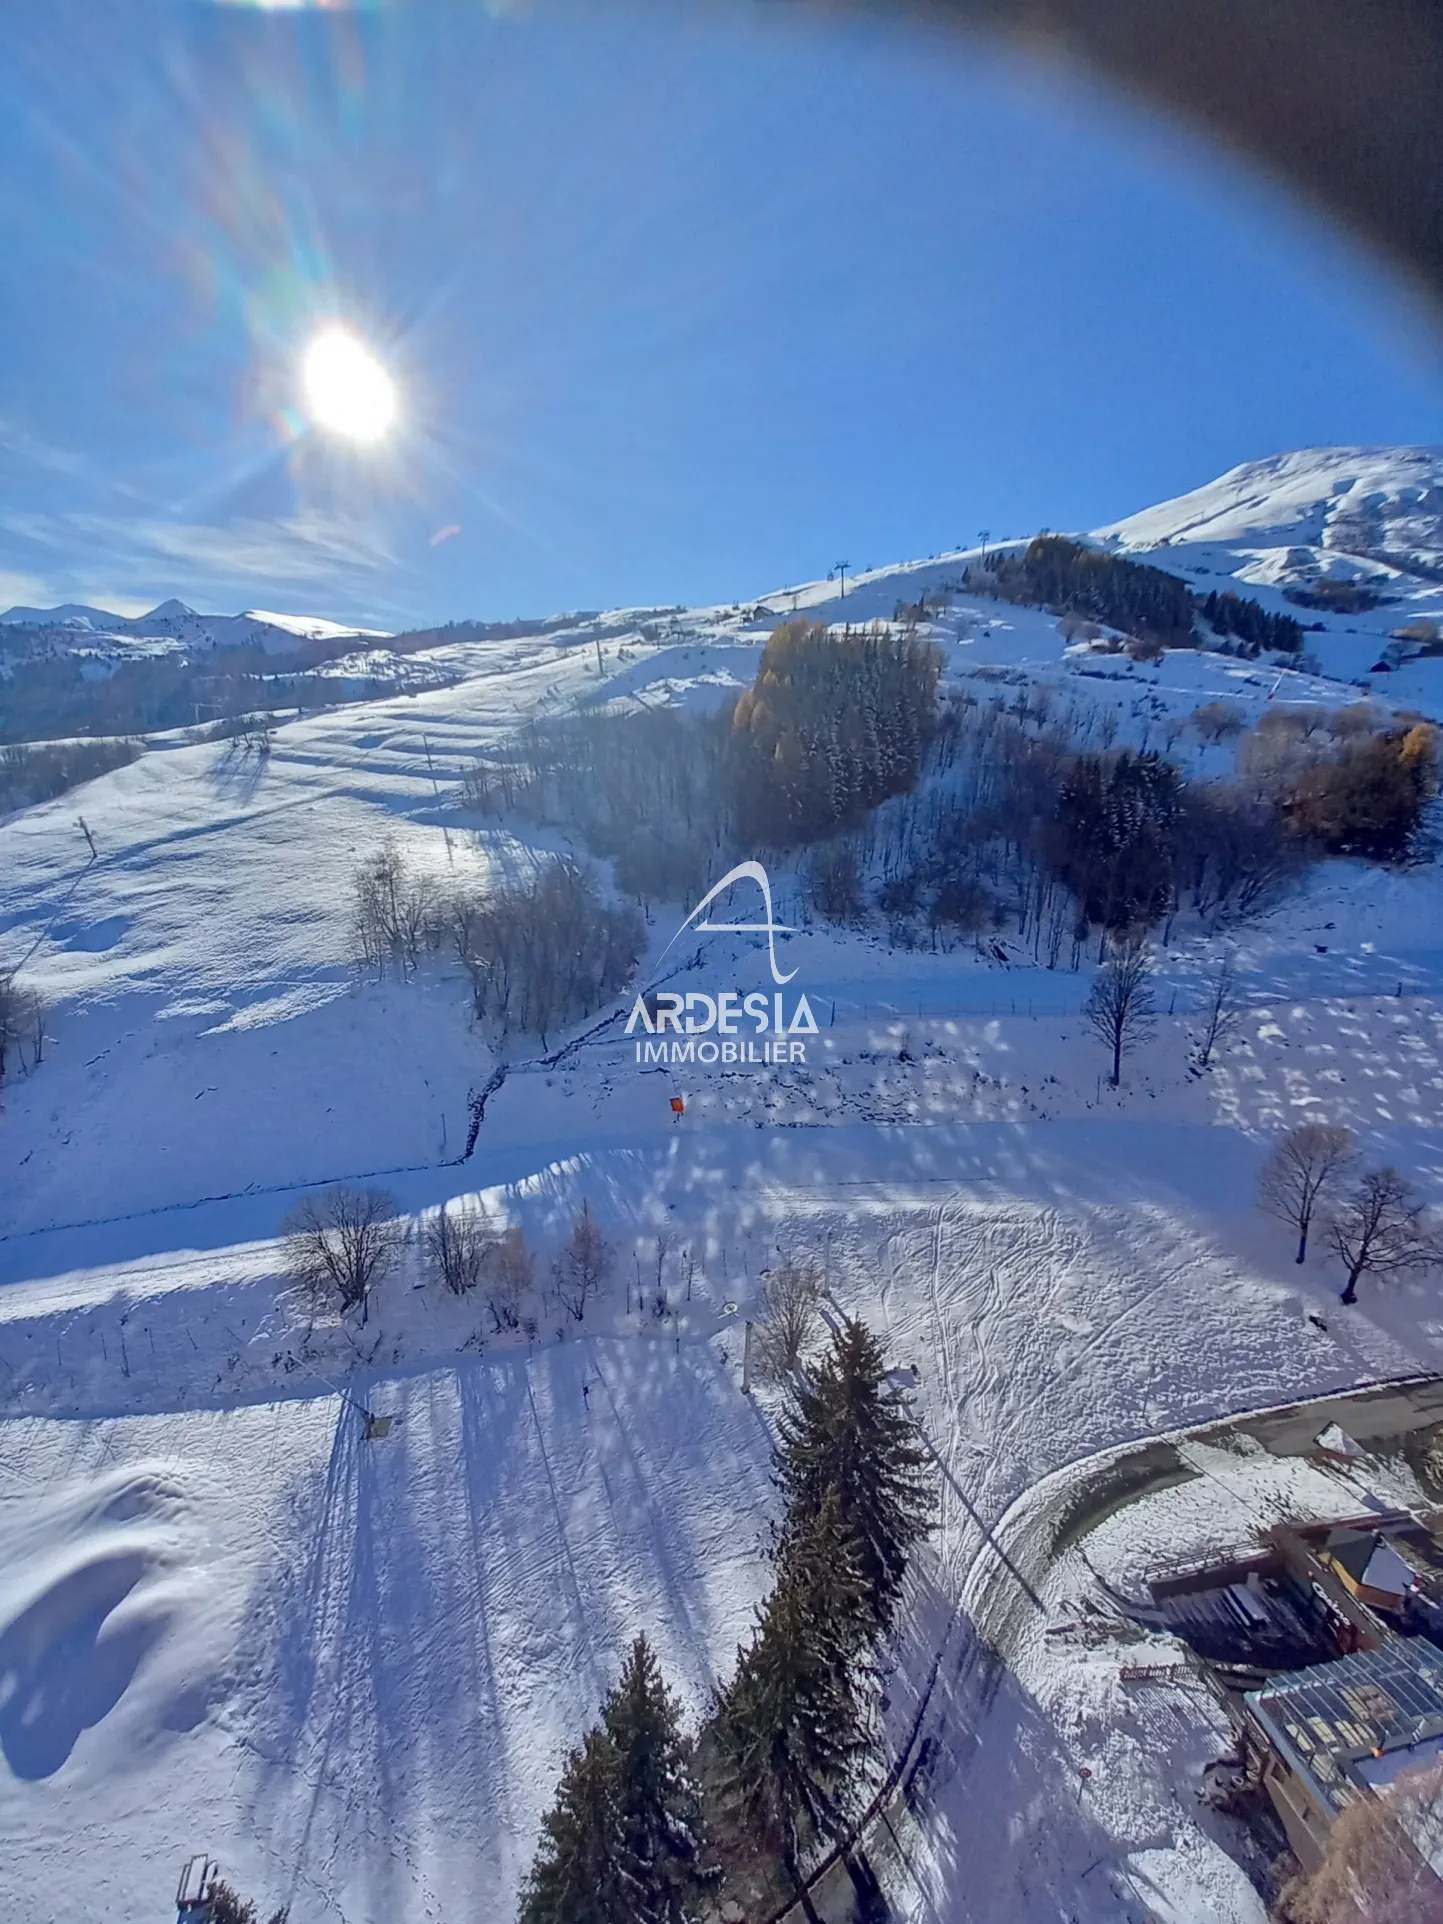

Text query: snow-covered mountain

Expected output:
[1098,444,1443,596]
[0,596,390,657]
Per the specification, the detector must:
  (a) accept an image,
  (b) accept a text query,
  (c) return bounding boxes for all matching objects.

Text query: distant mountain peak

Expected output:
[141,597,199,622]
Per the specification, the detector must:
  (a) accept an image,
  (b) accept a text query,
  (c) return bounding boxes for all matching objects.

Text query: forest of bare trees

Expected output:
[450,858,642,1043]
[350,840,642,1043]
[464,705,735,906]
[0,736,142,816]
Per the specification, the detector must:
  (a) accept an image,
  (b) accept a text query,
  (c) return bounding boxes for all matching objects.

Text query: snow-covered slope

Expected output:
[1100,445,1443,573]
[3,452,1443,1924]
[1093,446,1443,699]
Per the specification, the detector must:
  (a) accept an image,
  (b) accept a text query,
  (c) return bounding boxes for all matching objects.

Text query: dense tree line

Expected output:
[393,610,602,649]
[1283,578,1386,615]
[519,1317,935,1923]
[972,535,1196,645]
[1199,588,1304,654]
[464,618,942,878]
[809,691,1435,963]
[731,621,941,847]
[0,619,452,748]
[0,736,143,814]
[968,534,1303,656]
[456,624,1433,995]
[823,700,1304,963]
[1049,749,1183,929]
[0,635,359,745]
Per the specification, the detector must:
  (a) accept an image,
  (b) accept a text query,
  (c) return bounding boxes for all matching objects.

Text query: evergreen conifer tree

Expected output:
[710,1549,869,1924]
[602,1635,710,1923]
[778,1487,874,1679]
[776,1318,936,1638]
[518,1727,625,1924]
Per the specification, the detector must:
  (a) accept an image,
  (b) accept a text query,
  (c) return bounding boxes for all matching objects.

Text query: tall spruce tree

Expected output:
[774,1491,893,1922]
[777,1318,936,1638]
[603,1636,710,1923]
[779,1487,875,1679]
[710,1539,870,1924]
[519,1726,625,1924]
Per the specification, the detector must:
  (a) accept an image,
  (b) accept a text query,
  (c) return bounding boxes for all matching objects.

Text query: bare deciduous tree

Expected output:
[1193,949,1244,1068]
[0,975,17,1085]
[27,988,47,1067]
[425,1202,491,1296]
[1084,936,1155,1087]
[1258,1124,1356,1264]
[282,1186,401,1324]
[1191,700,1246,744]
[0,972,43,1083]
[1330,1167,1442,1304]
[486,1225,533,1331]
[1276,1759,1443,1923]
[240,714,276,757]
[352,840,439,979]
[805,842,866,925]
[751,1260,824,1385]
[552,1201,611,1322]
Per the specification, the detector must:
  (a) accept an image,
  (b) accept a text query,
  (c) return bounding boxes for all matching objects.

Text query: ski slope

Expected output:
[3,448,1443,1924]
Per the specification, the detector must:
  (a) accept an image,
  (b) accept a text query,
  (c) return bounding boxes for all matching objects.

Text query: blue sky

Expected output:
[1,0,1441,630]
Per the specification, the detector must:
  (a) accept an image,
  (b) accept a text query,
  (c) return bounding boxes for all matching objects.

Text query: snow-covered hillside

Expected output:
[1101,445,1443,574]
[3,449,1443,1924]
[1098,444,1443,704]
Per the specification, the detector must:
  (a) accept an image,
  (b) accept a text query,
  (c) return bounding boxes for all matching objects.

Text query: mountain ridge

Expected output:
[4,443,1441,668]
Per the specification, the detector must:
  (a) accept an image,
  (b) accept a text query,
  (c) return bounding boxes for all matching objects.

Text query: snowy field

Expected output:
[3,449,1443,1923]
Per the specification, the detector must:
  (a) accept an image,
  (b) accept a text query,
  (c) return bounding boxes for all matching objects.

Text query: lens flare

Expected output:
[301,327,397,442]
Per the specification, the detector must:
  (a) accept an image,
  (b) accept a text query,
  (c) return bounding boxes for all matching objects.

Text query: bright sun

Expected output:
[301,327,397,443]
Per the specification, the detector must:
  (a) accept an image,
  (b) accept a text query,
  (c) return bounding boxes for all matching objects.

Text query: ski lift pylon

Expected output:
[176,1855,217,1918]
